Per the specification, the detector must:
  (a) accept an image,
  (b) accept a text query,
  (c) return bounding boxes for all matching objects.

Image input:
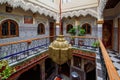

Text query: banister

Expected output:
[99,39,120,80]
[0,36,54,47]
[0,36,97,47]
[64,35,97,39]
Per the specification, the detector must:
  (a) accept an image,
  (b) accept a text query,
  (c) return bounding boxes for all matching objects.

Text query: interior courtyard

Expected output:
[0,0,120,80]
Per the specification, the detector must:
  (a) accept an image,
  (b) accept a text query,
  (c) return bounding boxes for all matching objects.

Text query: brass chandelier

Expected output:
[49,35,72,65]
[49,0,72,65]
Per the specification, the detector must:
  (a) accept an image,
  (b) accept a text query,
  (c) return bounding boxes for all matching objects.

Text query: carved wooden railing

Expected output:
[99,39,120,80]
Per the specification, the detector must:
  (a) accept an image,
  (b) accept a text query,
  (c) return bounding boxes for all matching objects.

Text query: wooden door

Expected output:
[49,22,55,42]
[102,20,113,49]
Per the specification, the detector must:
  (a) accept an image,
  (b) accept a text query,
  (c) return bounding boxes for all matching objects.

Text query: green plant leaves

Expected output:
[92,41,100,47]
[0,60,16,80]
[68,25,86,36]
[78,25,85,36]
[68,27,76,36]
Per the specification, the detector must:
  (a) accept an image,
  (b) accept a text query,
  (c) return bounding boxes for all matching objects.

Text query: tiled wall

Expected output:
[63,16,97,37]
[0,12,52,43]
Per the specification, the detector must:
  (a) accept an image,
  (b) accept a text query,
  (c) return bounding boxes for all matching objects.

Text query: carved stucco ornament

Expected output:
[0,0,57,20]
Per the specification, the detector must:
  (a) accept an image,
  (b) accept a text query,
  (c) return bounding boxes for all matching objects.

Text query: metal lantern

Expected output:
[49,35,72,65]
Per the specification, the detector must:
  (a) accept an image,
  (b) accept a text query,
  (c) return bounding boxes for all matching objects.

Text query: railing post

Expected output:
[26,40,32,56]
[40,60,45,80]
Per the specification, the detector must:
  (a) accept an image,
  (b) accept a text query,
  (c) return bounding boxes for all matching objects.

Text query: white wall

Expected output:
[28,0,58,12]
[62,0,98,12]
[63,16,97,37]
[0,4,54,43]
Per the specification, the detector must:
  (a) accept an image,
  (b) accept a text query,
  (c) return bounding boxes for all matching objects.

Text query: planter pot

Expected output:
[78,40,84,48]
[0,66,6,73]
[70,39,75,46]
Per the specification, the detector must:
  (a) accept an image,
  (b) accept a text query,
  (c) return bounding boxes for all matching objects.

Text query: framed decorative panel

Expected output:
[24,16,33,24]
[6,6,13,13]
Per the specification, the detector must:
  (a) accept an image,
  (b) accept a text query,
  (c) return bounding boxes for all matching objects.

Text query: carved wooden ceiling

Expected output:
[105,0,120,9]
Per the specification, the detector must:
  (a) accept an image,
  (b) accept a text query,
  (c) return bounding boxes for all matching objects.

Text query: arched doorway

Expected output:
[45,58,56,79]
[38,23,45,35]
[17,64,41,80]
[61,61,70,77]
[49,22,55,42]
[66,24,73,33]
[102,20,113,49]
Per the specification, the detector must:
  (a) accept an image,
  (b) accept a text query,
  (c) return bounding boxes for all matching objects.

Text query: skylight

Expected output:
[62,0,71,4]
[50,0,54,3]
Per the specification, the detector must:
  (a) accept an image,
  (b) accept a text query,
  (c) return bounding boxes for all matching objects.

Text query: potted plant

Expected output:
[78,26,85,36]
[0,60,16,80]
[68,27,76,45]
[92,41,100,48]
[68,27,76,36]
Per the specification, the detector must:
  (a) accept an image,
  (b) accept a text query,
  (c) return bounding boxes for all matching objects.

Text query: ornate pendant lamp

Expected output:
[49,0,72,65]
[49,35,72,65]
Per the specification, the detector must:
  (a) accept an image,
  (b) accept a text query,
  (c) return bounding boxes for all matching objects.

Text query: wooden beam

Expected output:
[97,20,104,24]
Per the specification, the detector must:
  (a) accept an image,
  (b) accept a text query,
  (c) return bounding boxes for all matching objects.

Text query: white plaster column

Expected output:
[97,0,107,39]
[40,61,45,80]
[56,15,60,36]
[56,25,60,36]
[55,64,58,75]
[75,19,80,35]
[70,57,74,79]
[118,18,120,56]
[97,20,104,39]
[75,19,80,45]
[81,59,84,71]
[113,18,118,51]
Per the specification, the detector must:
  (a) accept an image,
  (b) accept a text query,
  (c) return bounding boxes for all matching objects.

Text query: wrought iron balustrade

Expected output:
[65,36,98,49]
[0,36,98,65]
[0,36,51,64]
[0,35,119,80]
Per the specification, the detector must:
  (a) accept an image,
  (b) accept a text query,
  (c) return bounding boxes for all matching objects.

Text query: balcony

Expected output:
[0,36,120,80]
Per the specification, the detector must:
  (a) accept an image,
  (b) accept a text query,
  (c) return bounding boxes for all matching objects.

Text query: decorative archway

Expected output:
[38,23,45,35]
[66,24,73,33]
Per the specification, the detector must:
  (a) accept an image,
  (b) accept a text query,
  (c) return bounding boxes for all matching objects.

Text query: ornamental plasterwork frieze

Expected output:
[97,0,107,20]
[36,17,48,25]
[62,9,98,19]
[0,0,107,21]
[0,0,57,20]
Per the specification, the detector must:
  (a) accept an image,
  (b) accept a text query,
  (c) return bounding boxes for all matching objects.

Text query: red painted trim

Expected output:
[8,54,48,80]
[73,53,95,61]
[7,49,96,80]
[72,50,96,61]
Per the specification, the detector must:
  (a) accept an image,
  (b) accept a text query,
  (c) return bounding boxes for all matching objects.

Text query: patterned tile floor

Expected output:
[107,50,120,76]
[61,74,70,80]
[96,50,120,80]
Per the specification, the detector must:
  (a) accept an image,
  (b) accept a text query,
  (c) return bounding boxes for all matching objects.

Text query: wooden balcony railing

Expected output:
[0,36,120,80]
[99,39,120,80]
[0,36,54,64]
[0,36,97,64]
